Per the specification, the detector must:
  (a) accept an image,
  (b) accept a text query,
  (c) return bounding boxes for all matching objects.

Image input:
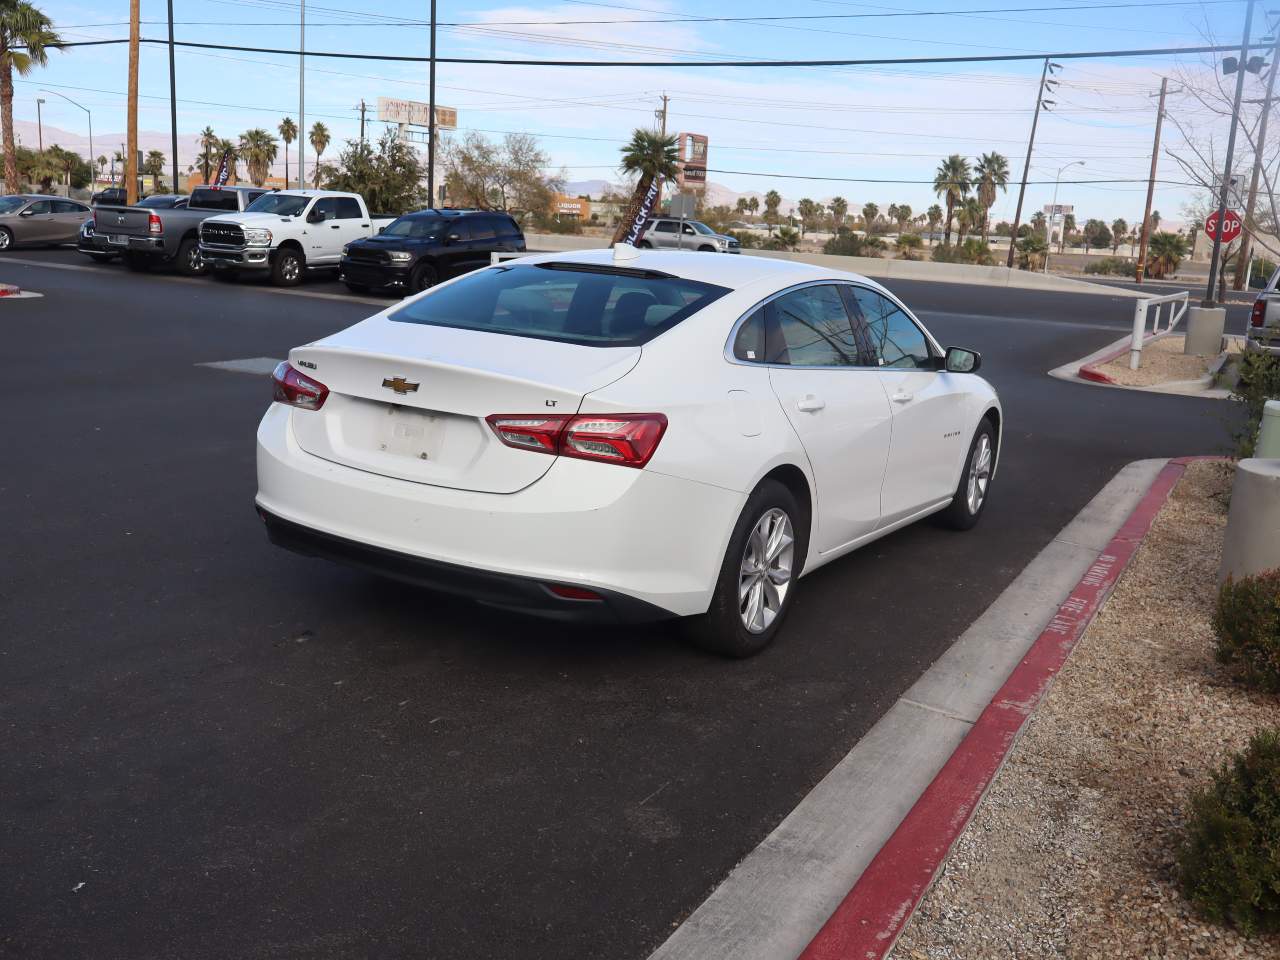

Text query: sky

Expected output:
[15,0,1263,228]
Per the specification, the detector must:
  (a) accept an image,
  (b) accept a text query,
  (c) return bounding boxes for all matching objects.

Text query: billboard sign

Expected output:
[1043,203,1073,218]
[376,97,458,130]
[676,132,708,192]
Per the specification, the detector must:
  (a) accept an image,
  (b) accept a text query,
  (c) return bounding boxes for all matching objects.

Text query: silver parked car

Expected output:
[1249,267,1280,356]
[639,217,740,253]
[0,194,92,250]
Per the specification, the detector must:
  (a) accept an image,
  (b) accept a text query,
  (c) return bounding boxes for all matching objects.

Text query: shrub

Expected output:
[931,238,995,266]
[1179,728,1280,935]
[823,229,884,258]
[1230,348,1280,457]
[894,233,924,260]
[1016,234,1048,270]
[725,229,760,249]
[1084,256,1135,276]
[1214,569,1280,691]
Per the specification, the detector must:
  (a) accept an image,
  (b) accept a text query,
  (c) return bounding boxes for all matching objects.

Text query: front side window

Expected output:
[311,197,339,221]
[850,288,933,370]
[53,200,88,214]
[691,222,716,235]
[389,263,729,347]
[26,200,50,214]
[383,216,446,239]
[768,285,860,366]
[245,193,311,217]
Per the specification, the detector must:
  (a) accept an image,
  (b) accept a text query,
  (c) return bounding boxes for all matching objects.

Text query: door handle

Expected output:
[891,391,914,404]
[330,224,341,229]
[796,395,825,413]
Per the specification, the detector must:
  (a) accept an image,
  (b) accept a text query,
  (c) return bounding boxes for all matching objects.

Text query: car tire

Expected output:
[937,419,996,531]
[698,245,717,252]
[175,237,205,276]
[271,248,304,286]
[0,227,14,250]
[410,262,437,294]
[124,252,150,272]
[344,281,370,294]
[684,479,808,658]
[637,240,652,249]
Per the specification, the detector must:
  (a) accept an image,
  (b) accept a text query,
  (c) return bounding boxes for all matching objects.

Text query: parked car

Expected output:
[135,194,188,210]
[256,247,1000,657]
[88,185,266,274]
[339,209,525,295]
[639,217,741,253]
[1249,267,1280,356]
[199,190,395,286]
[0,194,92,250]
[91,187,128,205]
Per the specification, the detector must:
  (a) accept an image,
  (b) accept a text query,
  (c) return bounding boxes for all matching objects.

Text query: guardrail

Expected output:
[1129,291,1190,370]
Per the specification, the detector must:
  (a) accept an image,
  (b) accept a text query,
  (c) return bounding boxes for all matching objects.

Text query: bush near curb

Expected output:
[1214,569,1280,692]
[1230,348,1280,457]
[1179,728,1280,936]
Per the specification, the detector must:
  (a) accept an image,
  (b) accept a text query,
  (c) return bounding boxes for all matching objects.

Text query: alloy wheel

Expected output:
[966,433,993,515]
[738,508,794,634]
[281,255,300,281]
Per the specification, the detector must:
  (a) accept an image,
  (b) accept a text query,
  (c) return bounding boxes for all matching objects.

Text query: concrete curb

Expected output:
[646,459,1174,960]
[1053,332,1232,399]
[796,457,1203,960]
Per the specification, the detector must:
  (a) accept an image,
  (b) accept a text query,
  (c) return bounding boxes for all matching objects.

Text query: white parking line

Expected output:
[0,256,389,307]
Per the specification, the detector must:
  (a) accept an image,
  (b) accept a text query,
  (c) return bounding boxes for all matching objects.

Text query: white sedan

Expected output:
[256,245,1001,656]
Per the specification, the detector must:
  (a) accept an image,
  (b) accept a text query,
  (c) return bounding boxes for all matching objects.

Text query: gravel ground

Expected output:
[891,461,1280,960]
[1098,336,1215,387]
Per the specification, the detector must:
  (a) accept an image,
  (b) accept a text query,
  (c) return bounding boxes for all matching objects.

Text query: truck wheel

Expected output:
[410,263,437,294]
[125,252,150,272]
[175,237,206,276]
[271,248,304,286]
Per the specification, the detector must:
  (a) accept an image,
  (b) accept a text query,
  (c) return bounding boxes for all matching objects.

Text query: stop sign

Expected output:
[1205,209,1243,243]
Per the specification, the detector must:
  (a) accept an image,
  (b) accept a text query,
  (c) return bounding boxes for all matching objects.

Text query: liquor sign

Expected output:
[676,132,708,192]
[1205,209,1242,244]
[376,97,458,130]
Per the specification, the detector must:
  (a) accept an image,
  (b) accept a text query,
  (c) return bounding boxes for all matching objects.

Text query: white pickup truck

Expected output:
[198,189,396,286]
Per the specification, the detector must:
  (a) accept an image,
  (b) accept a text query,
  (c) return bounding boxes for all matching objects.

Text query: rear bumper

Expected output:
[1246,330,1280,355]
[77,234,115,256]
[255,403,742,619]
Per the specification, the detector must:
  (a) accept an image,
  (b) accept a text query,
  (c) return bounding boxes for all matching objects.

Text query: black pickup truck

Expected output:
[86,185,267,274]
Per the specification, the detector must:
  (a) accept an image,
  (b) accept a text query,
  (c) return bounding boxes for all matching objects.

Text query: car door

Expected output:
[52,200,90,243]
[439,219,472,276]
[20,199,56,243]
[845,285,967,525]
[305,197,347,263]
[332,197,371,260]
[761,284,893,554]
[649,219,679,249]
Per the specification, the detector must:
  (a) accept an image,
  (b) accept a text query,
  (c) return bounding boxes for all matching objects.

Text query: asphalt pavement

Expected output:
[0,249,1241,960]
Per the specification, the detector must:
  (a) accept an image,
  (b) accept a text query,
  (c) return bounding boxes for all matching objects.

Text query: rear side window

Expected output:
[389,263,730,347]
[246,191,266,206]
[469,218,496,241]
[733,308,766,362]
[654,221,678,233]
[189,188,241,211]
[335,197,362,219]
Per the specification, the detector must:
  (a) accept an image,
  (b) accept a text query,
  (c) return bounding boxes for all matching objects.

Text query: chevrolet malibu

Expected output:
[256,246,1001,656]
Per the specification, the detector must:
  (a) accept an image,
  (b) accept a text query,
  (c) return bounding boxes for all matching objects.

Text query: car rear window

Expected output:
[388,263,730,347]
[189,188,243,211]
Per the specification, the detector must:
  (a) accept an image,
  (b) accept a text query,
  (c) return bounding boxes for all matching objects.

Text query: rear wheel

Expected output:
[0,227,15,250]
[409,262,437,294]
[937,420,996,531]
[684,479,807,658]
[271,247,304,286]
[175,237,205,276]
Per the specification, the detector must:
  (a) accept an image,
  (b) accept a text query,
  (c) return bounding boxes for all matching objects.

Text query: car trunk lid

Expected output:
[288,320,641,493]
[93,204,158,238]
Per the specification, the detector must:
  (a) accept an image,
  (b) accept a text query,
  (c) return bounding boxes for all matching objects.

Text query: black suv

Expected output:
[339,209,525,295]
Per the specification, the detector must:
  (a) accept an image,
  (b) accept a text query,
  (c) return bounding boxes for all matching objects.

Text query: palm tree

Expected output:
[862,201,879,232]
[933,154,971,246]
[308,121,330,187]
[894,203,912,234]
[278,116,297,188]
[111,150,123,184]
[829,196,848,230]
[95,153,106,183]
[238,128,278,187]
[143,149,165,190]
[926,204,942,245]
[198,126,218,183]
[973,152,1009,244]
[1030,210,1047,237]
[734,197,748,217]
[746,196,759,219]
[1060,212,1076,254]
[616,128,679,239]
[1110,218,1127,254]
[762,189,781,234]
[0,2,61,194]
[1147,231,1186,279]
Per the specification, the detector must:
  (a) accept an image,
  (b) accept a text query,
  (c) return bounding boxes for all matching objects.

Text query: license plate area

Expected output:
[107,234,128,245]
[375,404,444,462]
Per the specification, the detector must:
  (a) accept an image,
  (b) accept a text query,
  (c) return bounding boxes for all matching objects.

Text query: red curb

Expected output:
[797,458,1192,960]
[1078,338,1134,384]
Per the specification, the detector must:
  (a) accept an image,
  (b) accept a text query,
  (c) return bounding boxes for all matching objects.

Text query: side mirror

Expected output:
[944,346,982,374]
[447,232,462,244]
[377,226,386,234]
[306,208,325,224]
[19,208,33,217]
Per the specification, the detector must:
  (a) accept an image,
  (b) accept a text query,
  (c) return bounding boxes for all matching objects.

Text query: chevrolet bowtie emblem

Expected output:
[382,376,420,395]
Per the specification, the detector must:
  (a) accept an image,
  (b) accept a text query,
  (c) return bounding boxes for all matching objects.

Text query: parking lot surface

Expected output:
[2,250,1239,959]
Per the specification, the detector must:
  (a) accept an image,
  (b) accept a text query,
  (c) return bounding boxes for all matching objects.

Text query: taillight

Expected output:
[485,413,667,468]
[271,361,328,410]
[148,211,162,235]
[1252,300,1267,328]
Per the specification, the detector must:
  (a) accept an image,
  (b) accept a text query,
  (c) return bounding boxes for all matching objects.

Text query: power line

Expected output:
[702,167,1198,186]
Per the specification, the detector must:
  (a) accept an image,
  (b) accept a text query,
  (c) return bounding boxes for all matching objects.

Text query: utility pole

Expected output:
[1135,77,1169,284]
[35,98,43,151]
[358,99,367,145]
[1206,0,1256,305]
[1233,15,1280,291]
[298,0,306,191]
[126,0,140,204]
[167,0,179,193]
[427,0,438,209]
[655,93,670,208]
[1006,58,1059,268]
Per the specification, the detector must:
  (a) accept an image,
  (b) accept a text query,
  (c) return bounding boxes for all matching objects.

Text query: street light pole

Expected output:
[38,89,93,186]
[167,0,179,193]
[35,98,43,152]
[298,0,306,190]
[427,0,438,208]
[1044,159,1084,273]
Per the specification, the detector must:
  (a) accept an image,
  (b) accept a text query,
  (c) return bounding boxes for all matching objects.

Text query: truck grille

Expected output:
[346,246,387,265]
[202,222,244,246]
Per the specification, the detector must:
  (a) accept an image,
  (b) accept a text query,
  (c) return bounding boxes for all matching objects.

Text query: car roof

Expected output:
[401,208,507,218]
[191,184,259,191]
[510,247,879,294]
